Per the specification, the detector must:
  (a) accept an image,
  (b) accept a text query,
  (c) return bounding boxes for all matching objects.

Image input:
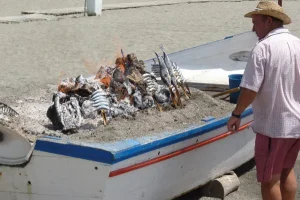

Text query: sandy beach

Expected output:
[0,0,299,199]
[1,0,299,104]
[0,0,162,16]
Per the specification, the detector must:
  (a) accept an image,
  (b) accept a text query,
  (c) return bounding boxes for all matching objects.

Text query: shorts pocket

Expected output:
[255,133,271,157]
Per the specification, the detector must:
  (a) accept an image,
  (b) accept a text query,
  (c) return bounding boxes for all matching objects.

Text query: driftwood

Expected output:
[202,171,240,199]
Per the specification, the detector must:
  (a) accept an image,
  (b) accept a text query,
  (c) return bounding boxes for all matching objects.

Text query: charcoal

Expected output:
[110,99,138,119]
[155,85,171,105]
[81,100,98,119]
[133,89,154,109]
[47,92,82,132]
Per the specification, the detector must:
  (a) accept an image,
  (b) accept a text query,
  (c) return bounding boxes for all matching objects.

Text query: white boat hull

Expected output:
[0,31,258,200]
[104,115,254,200]
[144,31,258,90]
[0,110,254,200]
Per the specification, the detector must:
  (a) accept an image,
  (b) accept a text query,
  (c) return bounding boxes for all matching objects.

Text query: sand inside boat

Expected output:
[0,84,236,144]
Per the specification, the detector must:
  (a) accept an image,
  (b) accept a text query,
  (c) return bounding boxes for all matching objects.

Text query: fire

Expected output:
[48,42,193,134]
[57,34,130,96]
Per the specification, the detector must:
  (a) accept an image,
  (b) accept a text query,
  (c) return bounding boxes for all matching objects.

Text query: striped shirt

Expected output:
[240,27,300,138]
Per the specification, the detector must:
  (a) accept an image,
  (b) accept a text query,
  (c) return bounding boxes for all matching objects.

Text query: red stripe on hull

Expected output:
[109,121,253,177]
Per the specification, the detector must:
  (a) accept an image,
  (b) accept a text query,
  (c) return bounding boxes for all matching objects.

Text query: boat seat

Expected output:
[0,125,33,166]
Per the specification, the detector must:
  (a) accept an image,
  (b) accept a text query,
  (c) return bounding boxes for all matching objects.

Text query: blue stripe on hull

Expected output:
[35,108,253,164]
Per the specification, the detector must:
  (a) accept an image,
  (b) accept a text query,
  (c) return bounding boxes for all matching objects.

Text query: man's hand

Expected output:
[227,116,241,132]
[226,87,257,132]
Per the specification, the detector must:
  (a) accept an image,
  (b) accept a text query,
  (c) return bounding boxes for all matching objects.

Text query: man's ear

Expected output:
[267,16,273,26]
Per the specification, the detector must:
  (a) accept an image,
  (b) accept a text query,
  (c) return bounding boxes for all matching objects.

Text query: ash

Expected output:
[0,86,235,144]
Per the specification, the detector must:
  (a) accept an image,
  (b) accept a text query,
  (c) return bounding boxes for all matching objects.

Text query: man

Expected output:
[227,1,300,200]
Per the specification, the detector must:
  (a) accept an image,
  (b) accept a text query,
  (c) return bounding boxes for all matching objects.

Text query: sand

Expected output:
[0,1,300,104]
[0,0,260,17]
[1,84,236,143]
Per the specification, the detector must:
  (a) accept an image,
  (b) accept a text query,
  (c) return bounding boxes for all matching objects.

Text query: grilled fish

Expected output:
[154,52,179,107]
[0,102,19,117]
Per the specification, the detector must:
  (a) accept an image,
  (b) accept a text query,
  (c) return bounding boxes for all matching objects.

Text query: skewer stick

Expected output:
[168,87,178,108]
[180,84,190,99]
[101,110,108,126]
[184,82,191,96]
[153,95,163,112]
[174,86,183,108]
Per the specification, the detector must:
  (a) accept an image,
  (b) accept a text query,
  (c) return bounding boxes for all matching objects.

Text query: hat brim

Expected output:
[244,10,291,25]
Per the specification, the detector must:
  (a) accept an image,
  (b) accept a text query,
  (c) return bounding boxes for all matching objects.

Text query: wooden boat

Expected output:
[0,31,258,200]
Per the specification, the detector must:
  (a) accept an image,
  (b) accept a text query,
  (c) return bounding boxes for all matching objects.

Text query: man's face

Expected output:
[252,14,271,40]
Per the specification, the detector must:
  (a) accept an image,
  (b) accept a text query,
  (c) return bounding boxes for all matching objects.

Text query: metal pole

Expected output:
[278,0,282,6]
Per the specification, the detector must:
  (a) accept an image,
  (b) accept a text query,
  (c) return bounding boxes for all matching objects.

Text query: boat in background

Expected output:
[0,31,257,200]
[144,31,257,91]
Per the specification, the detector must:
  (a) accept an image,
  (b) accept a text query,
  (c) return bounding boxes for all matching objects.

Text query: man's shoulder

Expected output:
[251,43,266,57]
[287,33,300,41]
[262,29,300,44]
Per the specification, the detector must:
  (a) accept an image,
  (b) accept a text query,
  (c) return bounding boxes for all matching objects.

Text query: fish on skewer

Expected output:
[91,90,109,126]
[142,72,163,112]
[0,102,19,117]
[150,59,161,78]
[171,61,191,96]
[171,61,191,97]
[160,44,189,100]
[154,52,179,108]
[160,45,184,105]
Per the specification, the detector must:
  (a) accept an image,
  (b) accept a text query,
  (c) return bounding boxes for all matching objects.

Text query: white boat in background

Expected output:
[144,31,258,91]
[0,31,257,200]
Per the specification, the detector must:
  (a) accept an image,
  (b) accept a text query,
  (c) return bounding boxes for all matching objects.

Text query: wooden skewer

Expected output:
[168,87,178,108]
[174,86,183,108]
[180,84,190,99]
[153,95,163,112]
[101,110,108,126]
[184,82,191,96]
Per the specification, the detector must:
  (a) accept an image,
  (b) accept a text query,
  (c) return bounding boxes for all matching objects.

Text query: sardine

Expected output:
[142,72,157,94]
[154,52,180,107]
[172,61,191,97]
[172,61,185,83]
[91,90,109,125]
[159,45,183,106]
[93,101,110,107]
[91,91,107,99]
[154,52,172,87]
[91,90,110,111]
[160,44,178,86]
[0,102,19,117]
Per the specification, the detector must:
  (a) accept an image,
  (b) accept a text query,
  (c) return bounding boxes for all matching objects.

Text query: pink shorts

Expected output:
[255,133,300,183]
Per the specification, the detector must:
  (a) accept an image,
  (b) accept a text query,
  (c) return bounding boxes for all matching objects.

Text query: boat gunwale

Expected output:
[34,107,253,164]
[109,119,253,177]
[143,31,254,66]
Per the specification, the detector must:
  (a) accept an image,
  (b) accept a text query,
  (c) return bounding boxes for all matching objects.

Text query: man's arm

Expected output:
[227,87,257,132]
[227,46,264,131]
[233,87,257,115]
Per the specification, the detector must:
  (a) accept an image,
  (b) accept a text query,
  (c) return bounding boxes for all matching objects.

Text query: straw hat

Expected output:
[244,1,291,25]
